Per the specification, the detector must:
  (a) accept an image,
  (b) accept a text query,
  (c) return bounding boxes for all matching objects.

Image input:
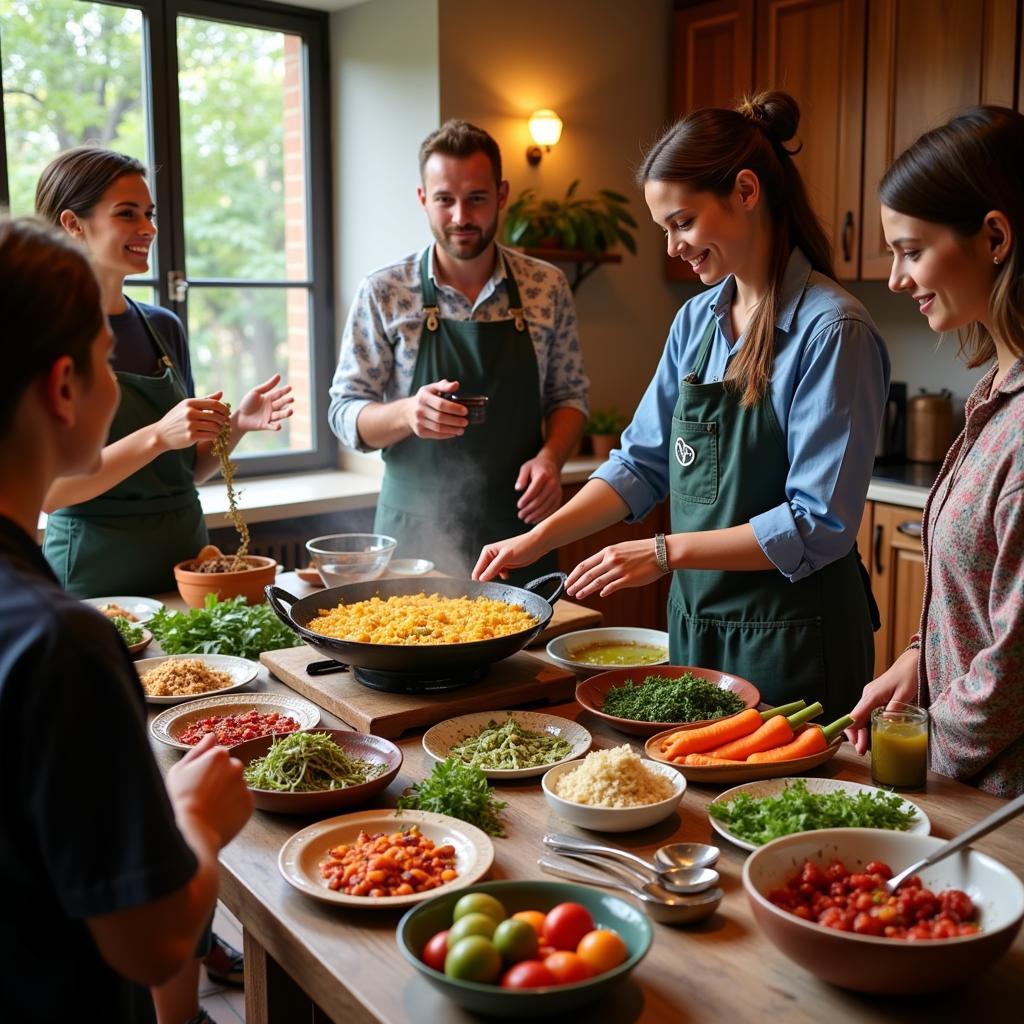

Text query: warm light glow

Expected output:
[528,109,563,148]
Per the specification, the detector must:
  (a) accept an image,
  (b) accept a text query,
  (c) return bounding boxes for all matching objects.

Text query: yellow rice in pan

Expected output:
[305,592,538,645]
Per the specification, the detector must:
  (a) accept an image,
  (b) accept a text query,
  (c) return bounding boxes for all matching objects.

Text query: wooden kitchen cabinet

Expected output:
[863,500,926,673]
[556,484,671,629]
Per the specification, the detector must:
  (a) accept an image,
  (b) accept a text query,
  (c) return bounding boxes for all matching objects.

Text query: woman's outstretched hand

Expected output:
[844,647,921,755]
[566,539,664,599]
[155,393,229,450]
[235,373,294,432]
[473,532,548,581]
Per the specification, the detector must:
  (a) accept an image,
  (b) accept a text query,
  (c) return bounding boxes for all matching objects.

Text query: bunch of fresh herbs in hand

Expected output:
[396,757,508,837]
[110,616,145,646]
[601,672,747,723]
[147,593,300,659]
[708,779,919,846]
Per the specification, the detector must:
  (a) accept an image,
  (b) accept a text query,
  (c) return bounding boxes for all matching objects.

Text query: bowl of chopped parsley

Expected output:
[575,665,760,737]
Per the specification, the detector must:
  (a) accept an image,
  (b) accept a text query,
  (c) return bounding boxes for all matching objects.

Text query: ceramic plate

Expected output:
[83,595,164,623]
[389,558,435,576]
[576,665,761,737]
[422,711,592,779]
[150,691,321,751]
[708,777,932,851]
[137,653,260,705]
[278,808,494,908]
[644,729,844,784]
[126,627,154,657]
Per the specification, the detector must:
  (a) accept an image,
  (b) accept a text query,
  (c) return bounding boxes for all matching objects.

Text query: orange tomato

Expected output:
[543,950,594,985]
[576,929,628,974]
[511,910,548,937]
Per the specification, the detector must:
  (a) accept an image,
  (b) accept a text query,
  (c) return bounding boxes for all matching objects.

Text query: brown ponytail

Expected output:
[638,90,833,406]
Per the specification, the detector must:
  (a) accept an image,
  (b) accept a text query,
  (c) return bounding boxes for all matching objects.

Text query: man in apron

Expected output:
[329,120,588,585]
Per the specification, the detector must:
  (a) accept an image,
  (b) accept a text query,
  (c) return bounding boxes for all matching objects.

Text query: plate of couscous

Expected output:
[136,653,259,705]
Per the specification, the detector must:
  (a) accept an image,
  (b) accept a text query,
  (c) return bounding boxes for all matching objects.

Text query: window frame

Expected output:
[0,0,336,476]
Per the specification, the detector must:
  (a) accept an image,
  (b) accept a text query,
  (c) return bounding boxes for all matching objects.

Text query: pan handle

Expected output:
[524,571,567,605]
[265,585,299,626]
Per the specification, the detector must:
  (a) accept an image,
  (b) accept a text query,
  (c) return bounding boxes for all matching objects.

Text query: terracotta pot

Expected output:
[174,554,278,608]
[589,433,620,459]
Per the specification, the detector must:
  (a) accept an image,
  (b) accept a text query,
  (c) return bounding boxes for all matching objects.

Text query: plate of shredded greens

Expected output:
[423,711,592,779]
[234,729,402,814]
[109,616,153,656]
[707,777,930,851]
[576,665,761,736]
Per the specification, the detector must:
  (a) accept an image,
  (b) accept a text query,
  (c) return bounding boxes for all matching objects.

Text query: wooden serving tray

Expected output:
[259,646,577,738]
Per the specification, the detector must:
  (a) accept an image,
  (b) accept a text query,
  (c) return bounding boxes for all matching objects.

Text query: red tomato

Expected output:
[500,961,557,989]
[542,902,594,951]
[421,930,449,971]
[543,951,594,985]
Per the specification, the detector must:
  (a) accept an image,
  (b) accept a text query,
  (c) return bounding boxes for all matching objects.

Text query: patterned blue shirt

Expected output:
[592,248,891,582]
[329,243,589,451]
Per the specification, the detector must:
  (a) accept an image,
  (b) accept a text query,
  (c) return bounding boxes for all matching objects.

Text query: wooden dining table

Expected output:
[146,585,1024,1024]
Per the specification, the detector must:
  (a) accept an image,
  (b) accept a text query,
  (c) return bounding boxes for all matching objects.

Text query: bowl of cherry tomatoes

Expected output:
[742,827,1024,994]
[396,880,652,1015]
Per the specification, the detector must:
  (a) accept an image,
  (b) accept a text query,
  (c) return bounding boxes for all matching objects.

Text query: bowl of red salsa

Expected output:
[742,828,1024,994]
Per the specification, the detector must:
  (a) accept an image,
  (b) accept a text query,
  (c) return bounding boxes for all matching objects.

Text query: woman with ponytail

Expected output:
[476,92,890,716]
[846,106,1024,797]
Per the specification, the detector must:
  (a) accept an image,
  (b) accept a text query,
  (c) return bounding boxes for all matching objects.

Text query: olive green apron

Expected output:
[667,318,873,717]
[43,298,207,597]
[374,248,557,587]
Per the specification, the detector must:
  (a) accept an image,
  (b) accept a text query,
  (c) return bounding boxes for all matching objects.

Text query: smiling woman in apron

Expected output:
[476,91,890,717]
[35,147,293,598]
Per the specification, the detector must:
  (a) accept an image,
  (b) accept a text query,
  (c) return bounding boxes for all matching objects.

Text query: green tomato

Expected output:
[447,911,497,947]
[452,891,507,924]
[444,935,502,983]
[492,917,539,963]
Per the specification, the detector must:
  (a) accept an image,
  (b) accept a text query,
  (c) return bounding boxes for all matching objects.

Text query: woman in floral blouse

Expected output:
[847,106,1024,797]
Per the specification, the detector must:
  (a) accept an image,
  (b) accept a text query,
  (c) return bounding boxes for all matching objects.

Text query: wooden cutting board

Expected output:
[259,647,578,738]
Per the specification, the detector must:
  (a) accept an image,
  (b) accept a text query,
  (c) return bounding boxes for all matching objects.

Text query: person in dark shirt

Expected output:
[0,216,252,1023]
[34,146,294,597]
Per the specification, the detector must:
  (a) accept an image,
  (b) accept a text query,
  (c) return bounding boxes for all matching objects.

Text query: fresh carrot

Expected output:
[707,702,823,760]
[747,714,853,763]
[659,700,806,759]
[680,753,745,766]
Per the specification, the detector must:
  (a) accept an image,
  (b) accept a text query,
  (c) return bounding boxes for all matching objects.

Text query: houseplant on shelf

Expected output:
[586,408,628,459]
[501,180,637,256]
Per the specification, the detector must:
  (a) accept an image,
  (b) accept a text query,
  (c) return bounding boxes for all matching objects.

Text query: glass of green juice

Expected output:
[871,703,929,790]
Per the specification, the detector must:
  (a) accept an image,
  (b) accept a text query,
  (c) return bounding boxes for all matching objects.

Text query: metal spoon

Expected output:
[885,790,1024,894]
[538,854,723,926]
[542,833,718,893]
[654,841,721,871]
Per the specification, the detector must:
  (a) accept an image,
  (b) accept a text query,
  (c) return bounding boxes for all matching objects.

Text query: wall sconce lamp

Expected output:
[526,108,563,165]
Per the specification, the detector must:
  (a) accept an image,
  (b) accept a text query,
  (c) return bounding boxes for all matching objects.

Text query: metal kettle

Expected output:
[906,388,953,463]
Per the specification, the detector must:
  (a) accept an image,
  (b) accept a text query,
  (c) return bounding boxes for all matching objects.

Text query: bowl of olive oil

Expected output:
[546,627,669,677]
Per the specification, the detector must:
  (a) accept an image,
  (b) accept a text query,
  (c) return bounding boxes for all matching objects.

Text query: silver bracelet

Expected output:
[654,533,671,574]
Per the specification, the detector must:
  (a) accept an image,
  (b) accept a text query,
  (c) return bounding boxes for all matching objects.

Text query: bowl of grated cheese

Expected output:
[541,745,686,832]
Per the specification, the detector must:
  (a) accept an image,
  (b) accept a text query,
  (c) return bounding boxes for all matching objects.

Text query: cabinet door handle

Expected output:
[873,523,883,574]
[841,210,854,263]
[897,520,922,539]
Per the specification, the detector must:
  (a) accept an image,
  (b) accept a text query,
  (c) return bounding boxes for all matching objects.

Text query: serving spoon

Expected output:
[542,833,718,893]
[654,841,721,871]
[885,790,1024,894]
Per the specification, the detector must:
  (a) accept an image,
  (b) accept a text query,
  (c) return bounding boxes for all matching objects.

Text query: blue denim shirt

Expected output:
[592,249,890,582]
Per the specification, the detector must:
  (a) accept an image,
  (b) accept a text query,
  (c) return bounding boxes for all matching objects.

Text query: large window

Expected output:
[0,0,334,471]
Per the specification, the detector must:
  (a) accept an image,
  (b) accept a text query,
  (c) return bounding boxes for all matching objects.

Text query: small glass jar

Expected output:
[871,702,929,790]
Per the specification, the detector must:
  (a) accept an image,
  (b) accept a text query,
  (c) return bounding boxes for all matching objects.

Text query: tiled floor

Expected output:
[199,903,246,1024]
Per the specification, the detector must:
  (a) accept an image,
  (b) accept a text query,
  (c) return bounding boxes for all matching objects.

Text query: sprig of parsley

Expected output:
[110,615,144,645]
[147,594,301,659]
[708,779,918,846]
[396,757,508,837]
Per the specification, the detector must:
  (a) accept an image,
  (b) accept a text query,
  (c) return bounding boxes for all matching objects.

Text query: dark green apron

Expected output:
[43,298,208,597]
[667,318,873,717]
[374,248,557,587]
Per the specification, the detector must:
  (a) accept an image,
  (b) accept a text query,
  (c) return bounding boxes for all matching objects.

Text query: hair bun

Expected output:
[737,90,801,149]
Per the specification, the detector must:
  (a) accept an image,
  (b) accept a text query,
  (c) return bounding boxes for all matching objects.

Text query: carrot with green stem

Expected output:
[747,714,853,763]
[659,699,807,759]
[707,702,823,760]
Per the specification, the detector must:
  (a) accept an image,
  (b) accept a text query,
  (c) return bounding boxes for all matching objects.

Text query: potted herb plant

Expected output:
[501,180,637,256]
[586,408,628,459]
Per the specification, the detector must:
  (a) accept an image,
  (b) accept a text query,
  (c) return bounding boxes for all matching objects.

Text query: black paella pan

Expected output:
[265,572,566,692]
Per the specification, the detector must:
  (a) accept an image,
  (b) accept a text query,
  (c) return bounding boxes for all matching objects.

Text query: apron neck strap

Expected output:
[418,246,526,332]
[124,296,188,394]
[688,316,717,382]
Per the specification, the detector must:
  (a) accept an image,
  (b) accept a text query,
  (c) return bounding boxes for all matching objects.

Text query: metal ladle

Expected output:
[654,841,721,871]
[542,833,718,894]
[538,854,723,926]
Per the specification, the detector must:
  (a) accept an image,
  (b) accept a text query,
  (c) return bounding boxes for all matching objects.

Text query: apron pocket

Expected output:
[669,417,718,504]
